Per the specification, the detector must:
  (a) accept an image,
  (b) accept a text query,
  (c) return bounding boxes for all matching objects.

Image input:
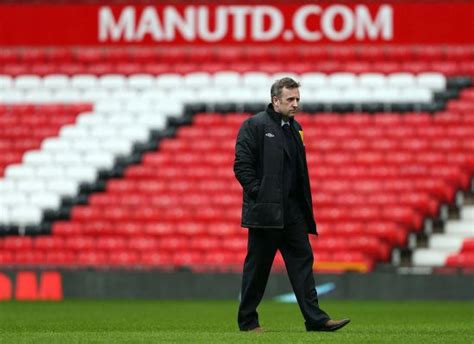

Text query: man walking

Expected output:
[234,77,350,332]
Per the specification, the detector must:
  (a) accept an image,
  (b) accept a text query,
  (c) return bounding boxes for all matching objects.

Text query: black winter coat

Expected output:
[233,104,317,234]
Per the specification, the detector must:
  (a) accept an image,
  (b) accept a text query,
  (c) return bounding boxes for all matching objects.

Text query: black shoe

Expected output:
[241,326,264,333]
[309,319,351,332]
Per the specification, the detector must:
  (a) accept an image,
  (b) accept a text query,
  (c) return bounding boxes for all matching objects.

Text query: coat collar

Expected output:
[264,103,307,162]
[265,103,295,126]
[265,103,303,149]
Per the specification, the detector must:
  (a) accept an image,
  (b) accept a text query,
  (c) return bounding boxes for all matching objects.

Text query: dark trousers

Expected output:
[237,222,330,331]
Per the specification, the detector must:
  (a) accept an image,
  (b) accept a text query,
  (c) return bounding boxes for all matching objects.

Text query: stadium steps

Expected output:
[410,196,474,269]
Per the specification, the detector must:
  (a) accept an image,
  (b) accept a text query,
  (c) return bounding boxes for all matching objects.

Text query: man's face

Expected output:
[273,87,300,118]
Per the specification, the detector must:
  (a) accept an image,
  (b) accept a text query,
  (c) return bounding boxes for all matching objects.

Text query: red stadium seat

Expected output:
[96,237,128,251]
[141,252,173,266]
[76,251,107,266]
[65,236,95,251]
[446,253,474,268]
[385,46,412,61]
[34,237,66,251]
[3,237,34,251]
[412,46,444,60]
[108,251,139,266]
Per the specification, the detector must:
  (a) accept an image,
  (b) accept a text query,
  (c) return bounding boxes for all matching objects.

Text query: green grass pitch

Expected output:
[0,300,473,343]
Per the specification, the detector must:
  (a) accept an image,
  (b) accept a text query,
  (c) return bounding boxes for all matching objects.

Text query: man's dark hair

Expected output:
[270,77,300,100]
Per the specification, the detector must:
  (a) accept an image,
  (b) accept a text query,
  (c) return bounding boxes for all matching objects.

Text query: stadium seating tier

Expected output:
[0,46,473,271]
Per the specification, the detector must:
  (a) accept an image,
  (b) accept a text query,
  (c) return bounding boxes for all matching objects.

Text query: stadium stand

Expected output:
[0,45,474,272]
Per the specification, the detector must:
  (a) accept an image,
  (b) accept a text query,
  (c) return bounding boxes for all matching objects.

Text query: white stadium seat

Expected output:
[417,72,446,91]
[428,235,464,251]
[387,73,417,88]
[343,88,373,103]
[213,71,241,88]
[255,89,270,103]
[71,137,102,152]
[89,124,119,138]
[399,88,432,102]
[359,73,387,88]
[196,88,228,103]
[54,151,83,165]
[136,114,166,128]
[101,138,133,154]
[120,125,149,141]
[156,74,183,89]
[99,74,127,89]
[71,74,99,89]
[59,124,91,139]
[138,88,168,102]
[4,164,36,179]
[445,221,474,236]
[158,101,184,117]
[41,138,72,151]
[83,151,115,169]
[0,180,16,192]
[124,100,152,113]
[94,100,122,113]
[315,88,343,103]
[15,75,42,89]
[0,192,28,206]
[36,166,65,179]
[25,89,54,102]
[128,74,155,89]
[16,179,46,193]
[54,89,82,102]
[65,166,97,182]
[228,88,255,103]
[23,151,54,165]
[167,89,197,102]
[82,88,112,102]
[0,90,24,102]
[328,73,358,88]
[0,206,10,223]
[372,88,401,103]
[76,110,98,121]
[271,73,299,83]
[107,115,135,126]
[242,72,271,88]
[461,205,474,221]
[43,74,70,89]
[235,88,267,103]
[300,73,328,89]
[46,179,78,196]
[184,72,212,88]
[0,75,13,89]
[412,249,450,267]
[10,205,42,225]
[29,192,61,210]
[76,113,105,126]
[110,90,139,102]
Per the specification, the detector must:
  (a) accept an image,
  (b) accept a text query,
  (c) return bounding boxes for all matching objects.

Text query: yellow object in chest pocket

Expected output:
[299,130,304,144]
